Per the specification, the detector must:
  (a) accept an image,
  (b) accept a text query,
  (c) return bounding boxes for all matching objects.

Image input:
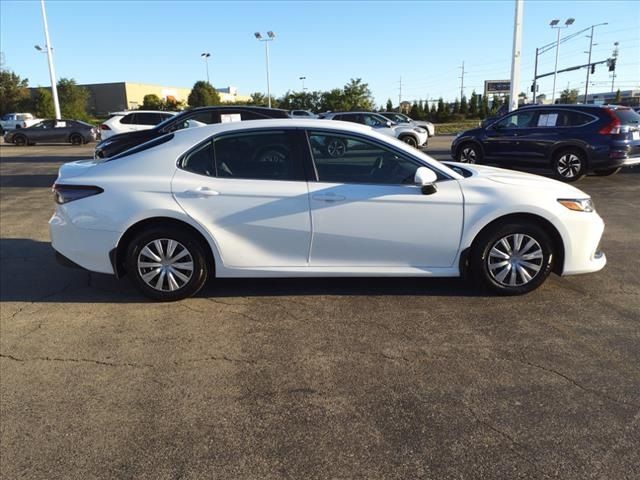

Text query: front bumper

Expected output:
[561,212,607,276]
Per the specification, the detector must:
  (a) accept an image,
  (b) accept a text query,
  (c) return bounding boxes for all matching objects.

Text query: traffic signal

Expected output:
[591,64,596,74]
[607,58,617,72]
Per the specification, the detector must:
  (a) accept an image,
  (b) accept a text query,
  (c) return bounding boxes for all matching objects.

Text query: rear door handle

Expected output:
[313,193,346,202]
[183,187,220,198]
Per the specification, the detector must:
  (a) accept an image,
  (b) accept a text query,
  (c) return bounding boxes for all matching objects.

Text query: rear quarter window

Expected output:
[614,108,640,125]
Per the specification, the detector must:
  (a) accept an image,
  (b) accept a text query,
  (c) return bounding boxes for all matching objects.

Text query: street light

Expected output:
[299,76,306,91]
[37,0,61,119]
[201,52,211,84]
[550,17,575,103]
[254,31,276,108]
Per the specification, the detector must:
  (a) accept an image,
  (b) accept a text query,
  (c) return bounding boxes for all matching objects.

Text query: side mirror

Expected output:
[414,167,438,195]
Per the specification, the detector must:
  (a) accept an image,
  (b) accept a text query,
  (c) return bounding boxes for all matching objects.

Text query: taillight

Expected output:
[599,108,621,135]
[100,124,111,130]
[52,184,103,204]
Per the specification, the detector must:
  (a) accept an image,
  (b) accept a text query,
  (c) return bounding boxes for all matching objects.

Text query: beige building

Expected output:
[30,82,252,115]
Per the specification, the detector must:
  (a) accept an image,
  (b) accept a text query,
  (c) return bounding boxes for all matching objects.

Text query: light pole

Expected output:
[38,0,61,119]
[583,23,607,103]
[299,76,306,91]
[201,52,211,84]
[254,31,276,108]
[550,18,575,103]
[508,0,524,112]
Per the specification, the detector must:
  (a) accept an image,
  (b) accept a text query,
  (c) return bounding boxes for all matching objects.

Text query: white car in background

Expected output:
[50,119,605,301]
[0,113,42,134]
[320,111,428,148]
[99,110,176,140]
[380,111,435,137]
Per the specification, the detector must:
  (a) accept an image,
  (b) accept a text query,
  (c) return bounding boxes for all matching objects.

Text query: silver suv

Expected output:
[319,111,428,148]
[380,112,435,138]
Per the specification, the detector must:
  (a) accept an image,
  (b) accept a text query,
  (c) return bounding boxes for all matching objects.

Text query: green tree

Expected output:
[0,69,29,115]
[429,103,437,121]
[480,94,489,118]
[32,87,55,118]
[491,95,502,114]
[469,91,478,118]
[386,98,393,111]
[342,78,374,111]
[614,89,622,103]
[559,88,579,104]
[410,101,419,119]
[319,88,345,112]
[417,100,425,119]
[250,92,267,105]
[460,95,468,115]
[452,98,460,115]
[142,94,162,110]
[436,97,449,122]
[57,78,89,120]
[187,81,221,107]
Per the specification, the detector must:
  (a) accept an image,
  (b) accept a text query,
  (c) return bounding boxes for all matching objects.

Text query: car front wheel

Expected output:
[70,133,84,145]
[13,134,27,146]
[400,135,418,148]
[125,228,210,301]
[456,143,482,163]
[471,222,554,295]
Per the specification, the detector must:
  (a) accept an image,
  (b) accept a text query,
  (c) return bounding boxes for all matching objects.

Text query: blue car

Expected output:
[451,104,640,182]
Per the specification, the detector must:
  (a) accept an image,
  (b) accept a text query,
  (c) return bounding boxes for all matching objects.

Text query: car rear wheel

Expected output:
[400,135,418,148]
[592,167,621,177]
[553,149,586,182]
[471,222,554,295]
[13,134,27,146]
[326,138,347,158]
[70,133,84,145]
[125,228,210,301]
[456,143,482,164]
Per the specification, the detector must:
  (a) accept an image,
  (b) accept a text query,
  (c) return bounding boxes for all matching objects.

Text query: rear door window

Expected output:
[213,130,304,181]
[120,113,136,124]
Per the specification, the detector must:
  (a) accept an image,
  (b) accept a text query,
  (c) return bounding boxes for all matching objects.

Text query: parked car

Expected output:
[290,110,317,118]
[99,110,176,140]
[94,106,290,158]
[380,112,435,137]
[51,118,605,301]
[4,119,98,146]
[320,111,428,148]
[0,113,42,134]
[451,104,640,181]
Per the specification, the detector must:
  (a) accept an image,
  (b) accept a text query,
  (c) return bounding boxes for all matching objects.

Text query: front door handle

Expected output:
[313,193,346,202]
[183,187,220,198]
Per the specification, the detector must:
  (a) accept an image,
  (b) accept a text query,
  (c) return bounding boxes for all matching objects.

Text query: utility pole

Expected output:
[39,0,61,120]
[532,47,539,102]
[459,61,466,100]
[398,76,402,112]
[550,18,575,103]
[509,0,523,112]
[583,23,607,104]
[611,42,619,92]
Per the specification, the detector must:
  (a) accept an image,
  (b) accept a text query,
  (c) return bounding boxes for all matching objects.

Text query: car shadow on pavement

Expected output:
[0,238,484,304]
[1,174,58,188]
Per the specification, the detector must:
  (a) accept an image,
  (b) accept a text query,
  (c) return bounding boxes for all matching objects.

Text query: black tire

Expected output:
[400,135,418,148]
[456,142,482,164]
[592,167,621,177]
[13,134,27,146]
[471,221,554,295]
[70,133,84,145]
[125,228,210,301]
[325,138,347,158]
[552,148,586,182]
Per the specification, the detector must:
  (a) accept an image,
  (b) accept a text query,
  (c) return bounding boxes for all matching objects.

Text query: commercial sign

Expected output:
[484,80,511,96]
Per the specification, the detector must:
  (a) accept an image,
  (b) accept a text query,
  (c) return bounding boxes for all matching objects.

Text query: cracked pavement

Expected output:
[1,140,639,479]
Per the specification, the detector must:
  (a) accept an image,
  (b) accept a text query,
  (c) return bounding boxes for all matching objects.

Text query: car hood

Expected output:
[444,162,589,197]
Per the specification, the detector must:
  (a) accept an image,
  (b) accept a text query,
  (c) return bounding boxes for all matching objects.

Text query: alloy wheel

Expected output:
[327,139,346,157]
[137,238,194,292]
[556,153,582,179]
[460,146,477,163]
[487,233,544,287]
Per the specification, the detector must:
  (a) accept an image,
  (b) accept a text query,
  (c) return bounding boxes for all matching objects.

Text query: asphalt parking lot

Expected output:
[1,137,639,480]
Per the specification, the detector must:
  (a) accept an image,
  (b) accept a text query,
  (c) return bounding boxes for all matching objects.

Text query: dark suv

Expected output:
[451,104,640,181]
[94,106,290,158]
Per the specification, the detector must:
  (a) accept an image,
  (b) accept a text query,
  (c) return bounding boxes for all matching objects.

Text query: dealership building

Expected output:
[30,82,251,115]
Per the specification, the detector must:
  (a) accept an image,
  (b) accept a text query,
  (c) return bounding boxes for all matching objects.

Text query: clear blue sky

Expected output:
[1,0,638,106]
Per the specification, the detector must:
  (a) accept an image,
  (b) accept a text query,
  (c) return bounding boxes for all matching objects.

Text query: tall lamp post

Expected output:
[38,0,61,119]
[550,18,575,103]
[201,52,211,84]
[254,31,276,108]
[299,76,306,91]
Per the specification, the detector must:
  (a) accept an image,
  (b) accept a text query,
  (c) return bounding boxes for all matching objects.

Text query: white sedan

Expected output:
[50,119,606,301]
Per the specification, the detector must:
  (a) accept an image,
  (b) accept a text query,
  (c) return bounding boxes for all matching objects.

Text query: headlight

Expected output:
[414,127,426,133]
[558,198,595,212]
